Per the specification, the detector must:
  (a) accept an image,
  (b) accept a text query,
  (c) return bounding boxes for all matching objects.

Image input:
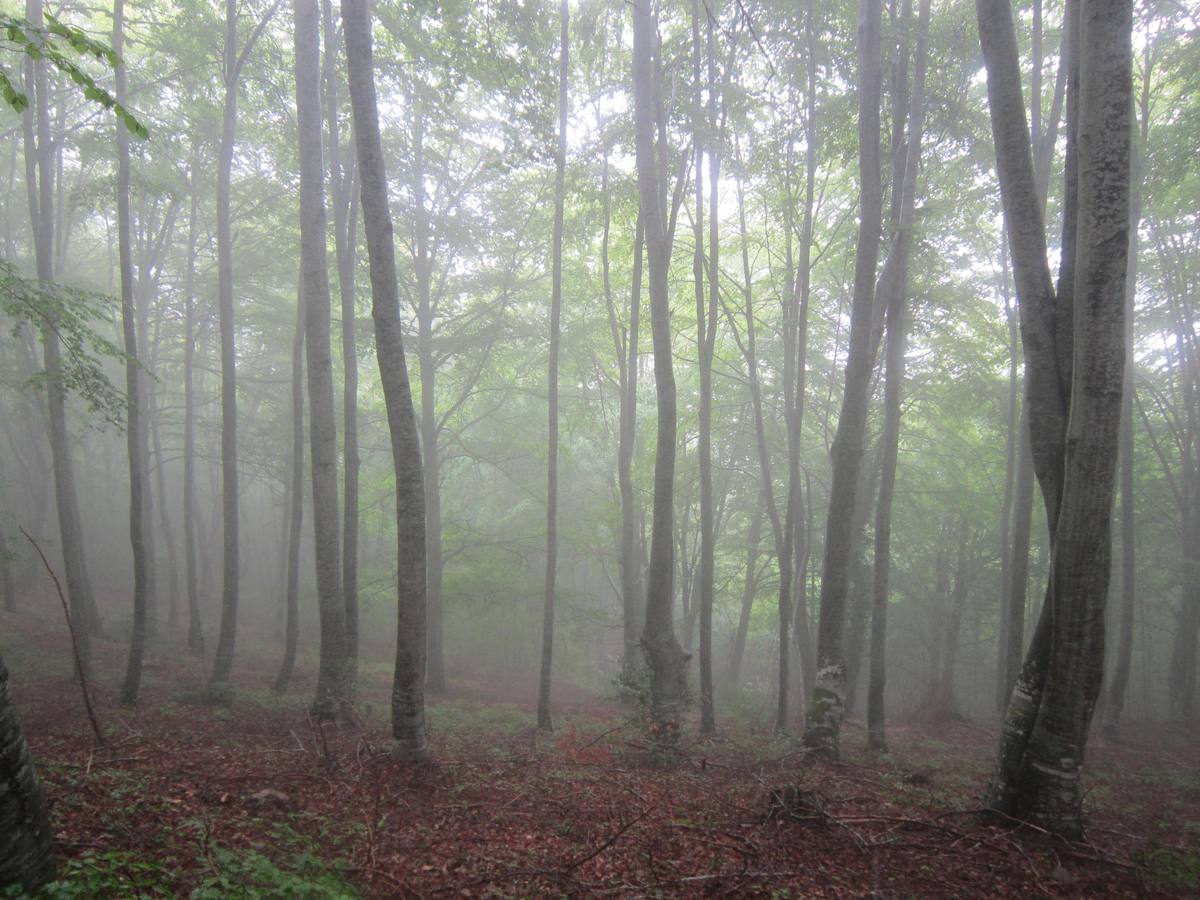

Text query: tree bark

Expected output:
[804,0,884,757]
[0,654,54,891]
[633,0,688,746]
[115,0,150,706]
[867,0,929,751]
[295,0,349,721]
[344,0,430,760]
[273,303,304,694]
[182,146,204,656]
[537,0,568,732]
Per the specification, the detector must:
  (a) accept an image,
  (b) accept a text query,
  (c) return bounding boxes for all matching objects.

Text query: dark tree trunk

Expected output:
[344,0,430,760]
[295,0,349,722]
[805,0,884,757]
[0,654,54,891]
[633,0,688,745]
[537,0,568,732]
[115,0,150,706]
[273,304,304,694]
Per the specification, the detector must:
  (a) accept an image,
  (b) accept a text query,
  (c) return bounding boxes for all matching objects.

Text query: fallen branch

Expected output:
[22,526,104,746]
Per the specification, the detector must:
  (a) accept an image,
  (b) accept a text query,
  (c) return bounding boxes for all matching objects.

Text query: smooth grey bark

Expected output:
[0,514,13,613]
[273,303,304,695]
[324,0,360,693]
[295,0,349,722]
[633,0,688,745]
[24,0,96,670]
[115,0,149,706]
[978,0,1132,836]
[537,0,568,733]
[0,654,54,891]
[343,0,430,761]
[727,492,764,690]
[804,0,884,757]
[182,147,204,656]
[867,0,928,752]
[1102,62,1149,739]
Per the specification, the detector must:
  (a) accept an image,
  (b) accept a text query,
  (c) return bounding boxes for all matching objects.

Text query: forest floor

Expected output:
[3,609,1199,898]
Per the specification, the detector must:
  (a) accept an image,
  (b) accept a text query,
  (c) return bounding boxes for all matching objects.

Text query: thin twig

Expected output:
[21,526,104,746]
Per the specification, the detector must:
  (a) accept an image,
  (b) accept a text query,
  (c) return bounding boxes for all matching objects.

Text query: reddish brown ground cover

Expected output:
[3,610,1198,898]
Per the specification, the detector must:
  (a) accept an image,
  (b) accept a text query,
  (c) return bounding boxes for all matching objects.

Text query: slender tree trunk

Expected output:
[727,491,763,690]
[115,0,149,706]
[324,0,360,695]
[0,653,54,890]
[273,304,304,694]
[805,0,884,757]
[295,0,348,721]
[210,0,242,696]
[182,149,204,656]
[344,0,430,760]
[537,0,568,732]
[24,0,97,671]
[633,0,688,745]
[867,0,928,751]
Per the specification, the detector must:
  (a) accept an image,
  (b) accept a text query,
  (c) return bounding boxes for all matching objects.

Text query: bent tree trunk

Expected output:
[632,0,688,745]
[977,0,1131,836]
[805,0,884,757]
[344,0,430,761]
[0,654,54,891]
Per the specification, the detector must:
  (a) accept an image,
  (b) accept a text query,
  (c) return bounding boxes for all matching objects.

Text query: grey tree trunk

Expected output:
[273,303,304,695]
[633,0,688,745]
[867,0,928,752]
[182,148,204,656]
[295,0,349,722]
[323,0,360,696]
[344,0,430,761]
[0,654,54,891]
[537,0,568,732]
[977,0,1132,836]
[115,0,149,706]
[804,0,884,757]
[24,0,96,670]
[727,492,763,691]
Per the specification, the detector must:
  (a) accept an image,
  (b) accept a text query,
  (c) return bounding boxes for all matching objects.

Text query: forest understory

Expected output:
[4,609,1197,899]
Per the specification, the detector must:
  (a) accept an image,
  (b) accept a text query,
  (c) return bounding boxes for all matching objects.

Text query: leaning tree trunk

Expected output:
[115,0,150,706]
[295,0,349,722]
[632,0,688,746]
[804,0,884,757]
[537,0,568,732]
[978,0,1131,837]
[0,654,54,891]
[344,0,430,761]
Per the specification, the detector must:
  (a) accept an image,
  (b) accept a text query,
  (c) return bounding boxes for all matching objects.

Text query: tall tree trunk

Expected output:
[727,491,763,691]
[344,0,430,760]
[295,0,349,721]
[182,148,204,656]
[0,654,54,890]
[632,0,688,745]
[115,0,149,706]
[324,0,360,695]
[273,304,304,694]
[804,0,884,757]
[867,0,928,751]
[977,0,1131,836]
[537,0,568,732]
[24,0,96,670]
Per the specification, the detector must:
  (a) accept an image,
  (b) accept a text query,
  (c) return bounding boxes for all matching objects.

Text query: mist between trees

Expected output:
[0,0,1197,894]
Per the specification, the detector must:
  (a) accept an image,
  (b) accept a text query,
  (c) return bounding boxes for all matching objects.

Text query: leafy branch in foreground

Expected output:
[0,260,128,427]
[0,13,148,138]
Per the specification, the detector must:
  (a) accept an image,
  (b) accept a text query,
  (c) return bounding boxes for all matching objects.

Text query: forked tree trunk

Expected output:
[0,654,54,891]
[632,0,688,746]
[344,0,430,760]
[805,0,884,757]
[977,0,1131,836]
[537,0,568,732]
[115,0,150,706]
[295,0,349,721]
